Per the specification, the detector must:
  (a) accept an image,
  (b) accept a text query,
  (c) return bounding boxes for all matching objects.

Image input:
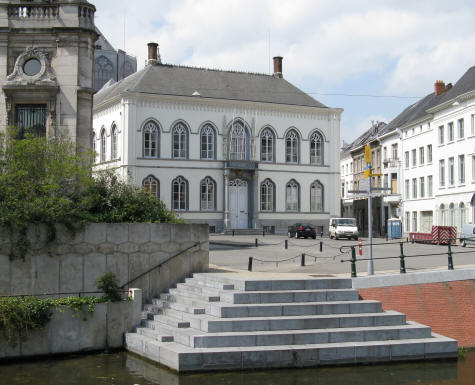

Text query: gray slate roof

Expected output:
[94,63,327,108]
[343,121,387,153]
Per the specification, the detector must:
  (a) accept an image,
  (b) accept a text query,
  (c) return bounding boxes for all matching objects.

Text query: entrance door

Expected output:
[421,211,433,233]
[229,179,248,229]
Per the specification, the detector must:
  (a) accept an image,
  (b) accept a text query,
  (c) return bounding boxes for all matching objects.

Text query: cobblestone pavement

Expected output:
[209,234,475,277]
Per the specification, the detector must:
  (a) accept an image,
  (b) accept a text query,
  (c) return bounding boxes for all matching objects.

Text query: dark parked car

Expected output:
[288,223,317,239]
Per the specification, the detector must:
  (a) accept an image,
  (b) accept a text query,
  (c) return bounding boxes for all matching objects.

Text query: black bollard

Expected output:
[255,238,258,247]
[320,241,323,253]
[321,232,324,238]
[248,257,253,271]
[285,239,288,249]
[448,242,454,270]
[263,229,265,237]
[301,253,305,267]
[232,230,235,236]
[399,242,406,274]
[351,246,357,278]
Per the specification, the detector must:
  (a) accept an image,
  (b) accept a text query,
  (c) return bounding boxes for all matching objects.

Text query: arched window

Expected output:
[310,131,324,165]
[100,127,106,163]
[111,124,118,160]
[460,202,466,228]
[172,176,188,210]
[440,204,446,225]
[285,130,299,163]
[229,121,247,160]
[172,122,188,159]
[143,121,159,158]
[142,175,159,198]
[286,179,299,211]
[201,124,216,160]
[260,128,274,162]
[91,132,96,163]
[260,179,275,212]
[200,177,216,210]
[449,203,455,226]
[94,55,114,91]
[310,181,324,212]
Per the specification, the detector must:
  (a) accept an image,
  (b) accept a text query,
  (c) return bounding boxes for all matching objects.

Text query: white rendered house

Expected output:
[92,44,343,233]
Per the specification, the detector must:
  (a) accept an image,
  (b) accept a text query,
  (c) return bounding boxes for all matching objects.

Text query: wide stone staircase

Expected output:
[125,273,458,372]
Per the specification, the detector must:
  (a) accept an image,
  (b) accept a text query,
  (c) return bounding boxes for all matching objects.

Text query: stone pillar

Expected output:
[128,288,142,329]
[224,169,230,230]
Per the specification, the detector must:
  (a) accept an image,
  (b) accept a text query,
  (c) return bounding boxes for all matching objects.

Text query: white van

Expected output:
[460,224,475,247]
[329,218,359,240]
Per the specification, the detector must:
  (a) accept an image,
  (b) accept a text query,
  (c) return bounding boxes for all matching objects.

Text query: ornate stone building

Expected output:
[93,43,343,233]
[0,0,97,148]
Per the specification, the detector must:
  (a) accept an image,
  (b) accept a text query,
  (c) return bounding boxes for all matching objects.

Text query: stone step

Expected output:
[166,289,220,303]
[206,300,382,318]
[151,314,191,329]
[125,332,458,372]
[220,289,359,304]
[157,294,214,310]
[191,322,433,348]
[136,327,174,342]
[187,311,405,333]
[185,277,234,291]
[176,282,222,296]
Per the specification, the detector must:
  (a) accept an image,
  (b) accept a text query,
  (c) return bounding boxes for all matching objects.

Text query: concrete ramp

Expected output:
[125,273,457,372]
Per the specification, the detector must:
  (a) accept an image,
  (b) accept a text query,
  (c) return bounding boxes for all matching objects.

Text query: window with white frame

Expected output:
[383,146,387,161]
[405,212,410,232]
[448,157,454,185]
[142,175,159,198]
[419,147,424,165]
[310,181,324,212]
[405,179,409,198]
[412,178,417,199]
[460,203,466,228]
[439,160,445,187]
[439,125,444,144]
[427,144,432,163]
[405,151,409,168]
[473,155,475,181]
[310,131,324,165]
[143,121,159,158]
[200,124,215,160]
[229,121,247,160]
[420,177,425,198]
[471,114,475,136]
[391,143,398,160]
[448,122,454,142]
[260,128,274,162]
[285,180,299,211]
[172,176,188,210]
[92,132,96,163]
[260,179,274,211]
[285,130,299,163]
[172,122,188,159]
[459,155,465,184]
[412,212,418,232]
[412,149,417,166]
[111,124,118,160]
[200,177,215,210]
[458,118,464,139]
[440,204,446,225]
[428,176,433,197]
[449,203,455,226]
[100,127,106,162]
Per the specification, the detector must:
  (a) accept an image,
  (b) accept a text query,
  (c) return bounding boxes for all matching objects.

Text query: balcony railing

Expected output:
[8,4,58,19]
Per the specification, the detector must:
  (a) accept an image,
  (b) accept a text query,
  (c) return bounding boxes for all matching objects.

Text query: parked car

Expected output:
[460,224,475,247]
[288,223,317,239]
[329,218,359,240]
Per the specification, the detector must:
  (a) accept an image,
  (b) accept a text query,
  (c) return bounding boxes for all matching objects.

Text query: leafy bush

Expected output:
[0,130,179,259]
[96,272,122,302]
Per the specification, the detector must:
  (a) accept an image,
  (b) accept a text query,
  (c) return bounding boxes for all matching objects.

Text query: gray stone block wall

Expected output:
[0,223,209,303]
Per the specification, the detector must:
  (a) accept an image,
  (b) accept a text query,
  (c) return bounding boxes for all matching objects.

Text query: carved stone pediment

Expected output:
[6,47,57,86]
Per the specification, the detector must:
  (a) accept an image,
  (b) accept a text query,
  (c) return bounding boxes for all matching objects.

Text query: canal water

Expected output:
[1,351,473,385]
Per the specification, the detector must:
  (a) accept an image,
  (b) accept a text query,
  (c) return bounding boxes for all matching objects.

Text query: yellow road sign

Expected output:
[365,145,371,163]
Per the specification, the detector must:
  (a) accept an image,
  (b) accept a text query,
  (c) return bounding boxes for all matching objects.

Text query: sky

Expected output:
[91,0,475,145]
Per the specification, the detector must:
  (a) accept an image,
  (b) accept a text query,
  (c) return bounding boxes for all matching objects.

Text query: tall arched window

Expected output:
[260,179,275,212]
[143,121,159,158]
[172,176,188,210]
[111,124,118,160]
[310,181,324,212]
[100,127,106,163]
[460,202,466,229]
[310,131,324,165]
[260,128,274,162]
[201,124,216,160]
[173,122,188,159]
[449,203,455,226]
[229,121,247,160]
[94,55,114,91]
[440,204,446,225]
[286,179,299,211]
[142,175,159,198]
[285,130,299,163]
[200,177,216,210]
[91,132,96,163]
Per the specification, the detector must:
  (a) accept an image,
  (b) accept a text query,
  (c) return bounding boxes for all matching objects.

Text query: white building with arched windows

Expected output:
[92,44,342,233]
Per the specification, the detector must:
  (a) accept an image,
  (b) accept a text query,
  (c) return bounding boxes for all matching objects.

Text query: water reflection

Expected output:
[1,351,473,385]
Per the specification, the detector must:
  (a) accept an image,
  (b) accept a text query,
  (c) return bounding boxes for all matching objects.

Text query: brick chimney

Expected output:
[434,80,446,96]
[147,42,161,65]
[273,56,283,78]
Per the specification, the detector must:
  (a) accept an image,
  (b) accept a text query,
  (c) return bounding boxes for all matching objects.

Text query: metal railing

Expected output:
[0,290,129,299]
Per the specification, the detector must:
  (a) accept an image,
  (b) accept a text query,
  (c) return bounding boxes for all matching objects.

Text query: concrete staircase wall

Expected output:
[125,273,458,372]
